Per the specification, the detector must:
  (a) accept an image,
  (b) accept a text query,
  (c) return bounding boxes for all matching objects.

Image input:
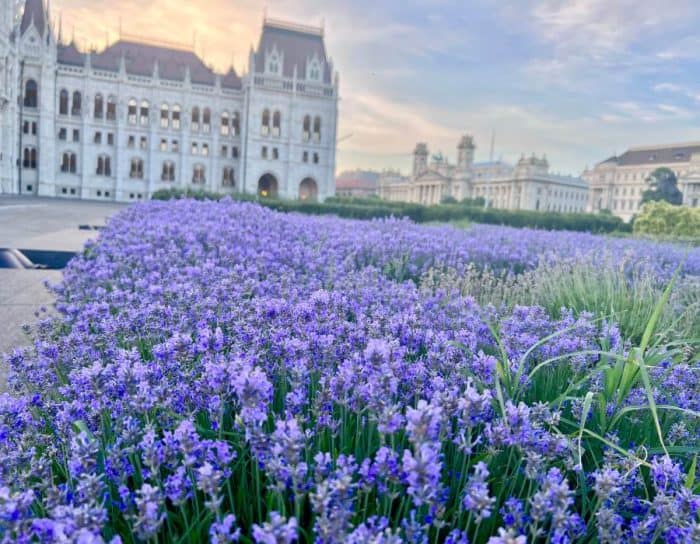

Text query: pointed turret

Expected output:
[20,0,47,36]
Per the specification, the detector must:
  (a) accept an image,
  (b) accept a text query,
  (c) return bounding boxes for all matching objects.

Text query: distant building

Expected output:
[335,169,379,197]
[0,0,339,202]
[378,136,588,213]
[583,142,700,222]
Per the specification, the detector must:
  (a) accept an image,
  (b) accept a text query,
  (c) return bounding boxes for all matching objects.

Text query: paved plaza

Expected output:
[0,196,125,387]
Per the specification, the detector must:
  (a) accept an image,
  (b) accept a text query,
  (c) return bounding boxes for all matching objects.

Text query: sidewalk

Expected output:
[0,196,126,388]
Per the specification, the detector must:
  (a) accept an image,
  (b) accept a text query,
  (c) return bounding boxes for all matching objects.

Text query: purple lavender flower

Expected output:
[132,483,165,539]
[252,512,298,543]
[210,514,241,543]
[402,443,442,508]
[462,462,495,522]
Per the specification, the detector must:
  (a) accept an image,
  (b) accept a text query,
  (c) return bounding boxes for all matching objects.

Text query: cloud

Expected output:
[48,0,700,175]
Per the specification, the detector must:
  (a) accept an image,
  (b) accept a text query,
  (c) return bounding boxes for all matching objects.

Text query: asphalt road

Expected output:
[0,196,126,388]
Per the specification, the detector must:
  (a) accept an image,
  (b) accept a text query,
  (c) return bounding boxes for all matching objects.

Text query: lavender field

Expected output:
[2,199,699,543]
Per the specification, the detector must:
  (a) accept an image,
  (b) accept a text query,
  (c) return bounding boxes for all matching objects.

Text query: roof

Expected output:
[605,143,700,167]
[57,42,84,67]
[544,174,588,188]
[57,39,242,89]
[20,0,46,36]
[335,178,378,190]
[254,20,331,83]
[415,169,451,181]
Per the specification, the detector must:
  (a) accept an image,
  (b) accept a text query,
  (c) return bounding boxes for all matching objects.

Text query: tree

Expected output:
[641,167,683,205]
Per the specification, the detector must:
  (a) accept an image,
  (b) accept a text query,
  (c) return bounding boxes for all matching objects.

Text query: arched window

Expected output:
[59,89,69,115]
[302,115,311,142]
[24,80,38,108]
[192,164,206,184]
[202,143,209,157]
[222,167,235,187]
[261,109,270,136]
[31,149,37,169]
[94,94,104,119]
[172,105,181,130]
[107,96,117,121]
[140,100,150,125]
[72,91,82,116]
[272,111,281,137]
[96,155,111,176]
[61,152,77,173]
[160,103,169,129]
[232,111,240,136]
[161,161,175,182]
[202,108,211,133]
[130,158,144,179]
[313,116,321,143]
[191,107,200,131]
[127,99,138,124]
[221,112,230,136]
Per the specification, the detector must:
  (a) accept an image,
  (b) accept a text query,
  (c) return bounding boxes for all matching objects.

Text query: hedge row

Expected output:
[151,188,630,233]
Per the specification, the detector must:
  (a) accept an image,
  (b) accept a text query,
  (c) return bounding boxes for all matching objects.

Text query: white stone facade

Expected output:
[379,136,588,213]
[0,0,19,193]
[583,143,700,222]
[0,1,339,202]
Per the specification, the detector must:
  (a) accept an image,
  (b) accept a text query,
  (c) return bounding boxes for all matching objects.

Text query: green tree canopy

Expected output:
[641,167,683,205]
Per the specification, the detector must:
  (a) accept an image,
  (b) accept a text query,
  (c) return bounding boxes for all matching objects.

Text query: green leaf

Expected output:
[578,392,594,469]
[686,455,697,490]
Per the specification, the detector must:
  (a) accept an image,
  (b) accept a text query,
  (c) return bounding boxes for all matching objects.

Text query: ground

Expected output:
[0,196,124,388]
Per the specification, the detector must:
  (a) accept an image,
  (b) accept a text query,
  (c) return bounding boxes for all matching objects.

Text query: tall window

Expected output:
[23,147,37,169]
[59,89,69,115]
[61,152,77,173]
[272,111,281,137]
[221,112,230,135]
[96,155,111,176]
[160,103,169,129]
[130,158,144,179]
[192,164,206,184]
[24,80,38,108]
[94,94,104,119]
[172,105,181,130]
[72,91,82,116]
[128,99,138,124]
[161,161,175,182]
[261,109,270,136]
[202,143,209,157]
[202,108,211,133]
[191,107,200,132]
[140,100,150,125]
[107,96,117,121]
[232,111,240,136]
[268,54,279,74]
[222,167,235,187]
[313,116,321,143]
[302,115,311,142]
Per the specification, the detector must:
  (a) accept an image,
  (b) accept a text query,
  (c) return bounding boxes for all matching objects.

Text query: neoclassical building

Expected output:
[583,142,700,222]
[0,0,339,202]
[378,136,588,213]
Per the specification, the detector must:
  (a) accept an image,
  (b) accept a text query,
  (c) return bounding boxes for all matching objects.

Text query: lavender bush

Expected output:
[1,199,699,543]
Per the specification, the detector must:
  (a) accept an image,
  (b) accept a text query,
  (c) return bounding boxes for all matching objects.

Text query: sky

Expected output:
[47,0,700,176]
